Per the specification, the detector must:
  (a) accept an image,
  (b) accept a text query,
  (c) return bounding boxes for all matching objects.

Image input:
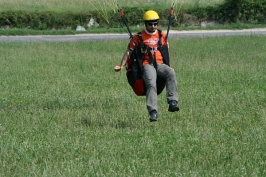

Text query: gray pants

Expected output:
[142,63,179,113]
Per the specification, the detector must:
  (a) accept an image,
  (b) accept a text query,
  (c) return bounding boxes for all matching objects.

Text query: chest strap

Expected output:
[137,30,164,69]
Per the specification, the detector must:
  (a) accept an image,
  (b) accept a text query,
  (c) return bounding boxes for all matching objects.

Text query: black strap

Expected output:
[136,30,167,70]
[137,32,147,54]
[158,29,162,47]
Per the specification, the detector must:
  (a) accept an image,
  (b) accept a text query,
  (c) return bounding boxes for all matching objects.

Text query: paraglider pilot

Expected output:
[115,10,179,122]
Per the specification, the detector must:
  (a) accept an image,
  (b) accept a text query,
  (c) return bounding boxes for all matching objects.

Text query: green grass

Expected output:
[1,0,264,36]
[0,35,265,176]
[0,0,224,12]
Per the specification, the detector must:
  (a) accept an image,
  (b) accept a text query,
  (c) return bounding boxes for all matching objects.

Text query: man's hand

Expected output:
[114,66,123,72]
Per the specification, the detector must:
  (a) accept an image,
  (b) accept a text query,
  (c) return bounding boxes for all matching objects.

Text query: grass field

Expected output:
[0,35,265,176]
[0,0,224,12]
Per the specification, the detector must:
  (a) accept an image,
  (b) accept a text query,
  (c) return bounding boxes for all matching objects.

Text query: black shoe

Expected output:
[149,110,158,122]
[168,100,180,112]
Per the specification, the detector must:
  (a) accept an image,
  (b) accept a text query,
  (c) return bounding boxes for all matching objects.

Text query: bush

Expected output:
[0,11,102,30]
[182,0,266,24]
[214,0,266,23]
[0,0,265,30]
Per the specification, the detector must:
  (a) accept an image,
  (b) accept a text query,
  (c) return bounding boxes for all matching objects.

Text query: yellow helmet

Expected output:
[143,10,159,21]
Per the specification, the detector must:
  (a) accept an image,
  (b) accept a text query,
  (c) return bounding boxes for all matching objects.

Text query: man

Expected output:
[115,10,179,122]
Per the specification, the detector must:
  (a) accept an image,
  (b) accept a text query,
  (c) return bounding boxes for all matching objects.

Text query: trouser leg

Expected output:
[143,64,157,113]
[157,63,179,103]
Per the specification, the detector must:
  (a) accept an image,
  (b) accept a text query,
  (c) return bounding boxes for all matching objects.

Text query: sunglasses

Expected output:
[147,22,158,26]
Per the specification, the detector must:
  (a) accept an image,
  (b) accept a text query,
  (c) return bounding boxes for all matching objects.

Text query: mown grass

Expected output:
[1,0,265,36]
[0,0,224,12]
[0,35,265,176]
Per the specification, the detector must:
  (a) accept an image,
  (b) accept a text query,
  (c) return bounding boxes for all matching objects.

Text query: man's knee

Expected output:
[168,68,176,79]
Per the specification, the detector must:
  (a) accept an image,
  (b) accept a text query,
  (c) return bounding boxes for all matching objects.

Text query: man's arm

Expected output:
[114,48,132,72]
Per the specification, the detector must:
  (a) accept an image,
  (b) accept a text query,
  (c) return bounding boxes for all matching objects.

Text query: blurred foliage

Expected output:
[187,0,266,24]
[0,0,265,30]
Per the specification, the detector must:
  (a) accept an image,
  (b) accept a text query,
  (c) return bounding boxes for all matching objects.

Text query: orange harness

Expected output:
[126,30,170,96]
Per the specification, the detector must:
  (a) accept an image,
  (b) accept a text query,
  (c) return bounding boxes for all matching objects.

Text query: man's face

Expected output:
[145,21,158,33]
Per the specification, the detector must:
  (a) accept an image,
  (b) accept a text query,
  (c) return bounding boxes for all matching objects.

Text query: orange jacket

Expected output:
[128,29,169,66]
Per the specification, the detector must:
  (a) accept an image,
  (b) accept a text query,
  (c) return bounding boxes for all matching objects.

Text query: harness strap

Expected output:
[137,32,147,54]
[158,29,162,47]
[137,30,165,70]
